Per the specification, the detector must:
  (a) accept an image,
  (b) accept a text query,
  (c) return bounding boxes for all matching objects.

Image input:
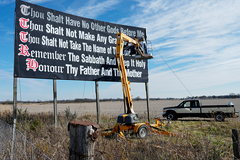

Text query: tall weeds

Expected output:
[0,109,238,159]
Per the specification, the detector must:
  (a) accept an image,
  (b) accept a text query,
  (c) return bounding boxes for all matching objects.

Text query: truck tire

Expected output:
[215,113,225,122]
[166,112,177,120]
[137,125,148,139]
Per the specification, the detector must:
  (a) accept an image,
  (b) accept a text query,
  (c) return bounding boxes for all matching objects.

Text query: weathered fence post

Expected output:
[232,129,240,159]
[10,119,16,160]
[68,121,99,160]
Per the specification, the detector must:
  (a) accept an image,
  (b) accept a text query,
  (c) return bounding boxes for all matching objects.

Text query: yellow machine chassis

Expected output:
[101,118,179,138]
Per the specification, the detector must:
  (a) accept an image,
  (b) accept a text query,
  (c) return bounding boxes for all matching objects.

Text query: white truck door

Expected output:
[191,101,200,113]
[178,101,192,114]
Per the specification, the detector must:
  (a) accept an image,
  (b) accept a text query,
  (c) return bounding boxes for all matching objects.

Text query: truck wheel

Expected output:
[166,113,177,120]
[215,113,225,122]
[137,125,148,139]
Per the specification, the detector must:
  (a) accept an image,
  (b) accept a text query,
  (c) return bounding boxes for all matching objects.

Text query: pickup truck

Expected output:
[162,100,239,121]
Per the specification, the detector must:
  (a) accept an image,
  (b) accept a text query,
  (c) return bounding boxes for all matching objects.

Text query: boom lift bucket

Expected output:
[134,36,153,60]
[135,53,153,60]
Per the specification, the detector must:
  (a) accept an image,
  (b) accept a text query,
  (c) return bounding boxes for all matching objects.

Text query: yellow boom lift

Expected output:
[101,33,177,139]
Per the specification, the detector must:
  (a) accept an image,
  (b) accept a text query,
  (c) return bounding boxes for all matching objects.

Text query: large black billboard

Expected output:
[14,0,149,82]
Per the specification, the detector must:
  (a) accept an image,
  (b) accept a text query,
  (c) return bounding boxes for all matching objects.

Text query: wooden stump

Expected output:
[68,121,99,160]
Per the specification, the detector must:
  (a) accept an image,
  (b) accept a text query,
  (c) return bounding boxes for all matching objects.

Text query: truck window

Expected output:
[183,101,191,108]
[179,101,191,108]
[191,101,199,108]
[179,102,184,108]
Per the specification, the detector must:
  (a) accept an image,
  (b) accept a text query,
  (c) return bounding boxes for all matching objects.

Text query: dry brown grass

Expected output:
[0,108,239,159]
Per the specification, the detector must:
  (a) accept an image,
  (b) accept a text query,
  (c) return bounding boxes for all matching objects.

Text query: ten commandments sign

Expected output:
[14,0,149,82]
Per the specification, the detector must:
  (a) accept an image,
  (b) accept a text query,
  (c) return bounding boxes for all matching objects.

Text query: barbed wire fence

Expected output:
[0,119,51,160]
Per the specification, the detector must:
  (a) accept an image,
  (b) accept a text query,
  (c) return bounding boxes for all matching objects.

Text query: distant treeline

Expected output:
[1,98,124,104]
[1,93,239,104]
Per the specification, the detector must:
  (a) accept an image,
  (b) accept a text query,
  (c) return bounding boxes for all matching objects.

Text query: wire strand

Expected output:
[152,45,193,97]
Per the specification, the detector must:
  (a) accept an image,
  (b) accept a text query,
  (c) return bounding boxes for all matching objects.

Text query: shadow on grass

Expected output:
[176,118,213,122]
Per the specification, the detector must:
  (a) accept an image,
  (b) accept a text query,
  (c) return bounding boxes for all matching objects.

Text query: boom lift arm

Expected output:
[101,33,178,139]
[116,33,152,114]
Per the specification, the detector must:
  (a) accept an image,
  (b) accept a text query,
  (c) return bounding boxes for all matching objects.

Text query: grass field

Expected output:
[0,99,239,159]
[1,98,240,118]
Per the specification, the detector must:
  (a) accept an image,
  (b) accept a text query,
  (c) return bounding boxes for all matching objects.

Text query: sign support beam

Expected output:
[53,79,57,127]
[13,77,17,120]
[95,81,100,124]
[145,82,150,122]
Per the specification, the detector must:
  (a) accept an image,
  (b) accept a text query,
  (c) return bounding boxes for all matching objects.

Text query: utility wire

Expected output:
[152,45,193,97]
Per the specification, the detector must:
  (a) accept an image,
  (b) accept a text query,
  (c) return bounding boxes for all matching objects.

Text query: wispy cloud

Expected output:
[0,0,14,5]
[115,0,240,97]
[1,0,239,100]
[15,78,53,101]
[0,0,52,4]
[65,0,120,19]
[25,0,52,3]
[0,69,12,80]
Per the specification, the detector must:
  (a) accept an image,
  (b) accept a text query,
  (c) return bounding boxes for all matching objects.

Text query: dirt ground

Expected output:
[1,99,240,119]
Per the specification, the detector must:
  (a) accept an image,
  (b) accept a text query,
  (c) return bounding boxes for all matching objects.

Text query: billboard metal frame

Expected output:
[13,0,151,124]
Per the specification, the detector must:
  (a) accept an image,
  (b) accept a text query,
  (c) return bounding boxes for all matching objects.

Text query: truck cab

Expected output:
[162,100,201,120]
[162,99,238,121]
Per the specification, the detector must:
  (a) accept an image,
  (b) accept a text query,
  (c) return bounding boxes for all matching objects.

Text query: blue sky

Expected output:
[1,0,240,101]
